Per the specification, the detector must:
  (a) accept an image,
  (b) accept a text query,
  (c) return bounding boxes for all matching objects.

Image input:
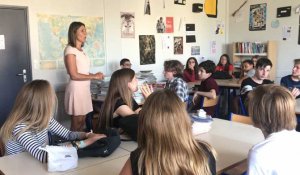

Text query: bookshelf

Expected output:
[232,41,277,81]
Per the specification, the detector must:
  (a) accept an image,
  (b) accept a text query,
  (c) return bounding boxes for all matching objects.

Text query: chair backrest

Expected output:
[230,113,253,125]
[201,96,219,108]
[239,96,248,115]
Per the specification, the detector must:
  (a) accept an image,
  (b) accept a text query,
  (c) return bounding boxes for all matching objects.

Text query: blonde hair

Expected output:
[248,84,297,135]
[137,89,215,175]
[0,80,57,143]
[98,68,135,131]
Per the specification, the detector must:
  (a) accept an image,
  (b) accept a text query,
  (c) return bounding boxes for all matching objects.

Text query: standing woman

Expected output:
[215,54,234,77]
[183,57,199,82]
[120,89,216,175]
[64,22,104,131]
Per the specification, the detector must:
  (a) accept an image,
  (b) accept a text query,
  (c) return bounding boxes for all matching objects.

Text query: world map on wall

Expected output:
[37,14,105,69]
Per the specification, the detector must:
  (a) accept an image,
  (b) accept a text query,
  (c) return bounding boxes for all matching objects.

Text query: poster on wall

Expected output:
[174,36,183,54]
[165,17,174,33]
[156,17,173,33]
[249,3,267,31]
[121,12,135,38]
[191,46,200,55]
[156,17,165,33]
[139,35,155,65]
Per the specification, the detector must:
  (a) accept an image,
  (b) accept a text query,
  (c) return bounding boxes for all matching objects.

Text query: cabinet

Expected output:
[232,41,277,81]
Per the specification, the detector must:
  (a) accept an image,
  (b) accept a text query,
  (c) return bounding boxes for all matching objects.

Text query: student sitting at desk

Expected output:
[191,60,219,116]
[164,60,188,102]
[240,57,273,103]
[247,84,300,175]
[120,89,216,175]
[280,58,300,98]
[238,59,255,84]
[120,58,132,69]
[183,57,199,82]
[97,68,151,141]
[0,80,106,163]
[215,54,234,78]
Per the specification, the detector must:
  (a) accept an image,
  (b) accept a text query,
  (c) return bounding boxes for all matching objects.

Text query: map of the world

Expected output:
[37,14,105,69]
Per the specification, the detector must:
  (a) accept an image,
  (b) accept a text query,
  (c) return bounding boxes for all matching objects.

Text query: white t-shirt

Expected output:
[248,130,300,175]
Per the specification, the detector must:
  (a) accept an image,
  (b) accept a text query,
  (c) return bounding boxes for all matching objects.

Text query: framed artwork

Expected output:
[249,3,267,31]
[174,37,183,55]
[174,0,186,5]
[139,35,155,65]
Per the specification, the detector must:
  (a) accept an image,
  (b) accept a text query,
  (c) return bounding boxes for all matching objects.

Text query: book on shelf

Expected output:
[235,42,267,54]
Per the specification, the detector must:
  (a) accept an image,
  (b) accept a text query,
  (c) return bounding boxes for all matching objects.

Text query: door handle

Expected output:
[16,69,27,83]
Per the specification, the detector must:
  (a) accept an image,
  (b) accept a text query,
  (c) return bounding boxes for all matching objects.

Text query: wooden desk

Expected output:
[119,118,263,174]
[215,79,241,89]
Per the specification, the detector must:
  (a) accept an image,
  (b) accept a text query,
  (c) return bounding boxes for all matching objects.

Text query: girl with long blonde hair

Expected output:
[0,80,105,162]
[120,89,216,175]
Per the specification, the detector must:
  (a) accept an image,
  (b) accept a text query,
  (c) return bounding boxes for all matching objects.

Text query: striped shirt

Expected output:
[166,77,188,102]
[6,118,84,163]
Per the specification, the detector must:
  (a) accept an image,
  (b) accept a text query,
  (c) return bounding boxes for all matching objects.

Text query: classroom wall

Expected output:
[228,0,300,83]
[1,0,228,88]
[118,0,228,80]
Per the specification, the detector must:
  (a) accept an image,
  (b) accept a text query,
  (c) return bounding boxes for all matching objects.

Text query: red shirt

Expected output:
[215,64,234,72]
[183,69,197,82]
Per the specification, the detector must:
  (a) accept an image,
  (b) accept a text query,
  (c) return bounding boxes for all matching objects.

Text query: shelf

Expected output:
[234,53,267,56]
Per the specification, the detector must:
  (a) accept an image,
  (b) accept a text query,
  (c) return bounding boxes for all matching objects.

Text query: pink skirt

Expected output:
[64,80,93,116]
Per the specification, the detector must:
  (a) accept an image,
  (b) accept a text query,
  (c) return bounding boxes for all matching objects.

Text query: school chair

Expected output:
[239,96,248,116]
[199,96,220,118]
[229,112,253,125]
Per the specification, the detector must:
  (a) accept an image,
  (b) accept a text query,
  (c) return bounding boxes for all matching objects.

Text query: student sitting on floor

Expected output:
[240,57,273,104]
[247,84,300,175]
[0,80,106,163]
[191,60,219,116]
[238,59,255,84]
[164,60,188,102]
[280,58,300,98]
[120,89,216,175]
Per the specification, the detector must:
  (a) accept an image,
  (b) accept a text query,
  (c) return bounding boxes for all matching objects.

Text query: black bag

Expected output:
[77,128,121,158]
[118,114,139,141]
[212,71,232,79]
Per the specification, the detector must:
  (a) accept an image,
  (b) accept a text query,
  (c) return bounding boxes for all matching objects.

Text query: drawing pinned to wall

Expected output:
[144,0,151,15]
[174,37,183,55]
[156,17,165,33]
[215,21,224,34]
[191,46,200,55]
[174,0,186,5]
[139,35,155,65]
[249,3,267,31]
[211,41,217,54]
[271,20,279,28]
[121,12,135,38]
[282,26,292,40]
